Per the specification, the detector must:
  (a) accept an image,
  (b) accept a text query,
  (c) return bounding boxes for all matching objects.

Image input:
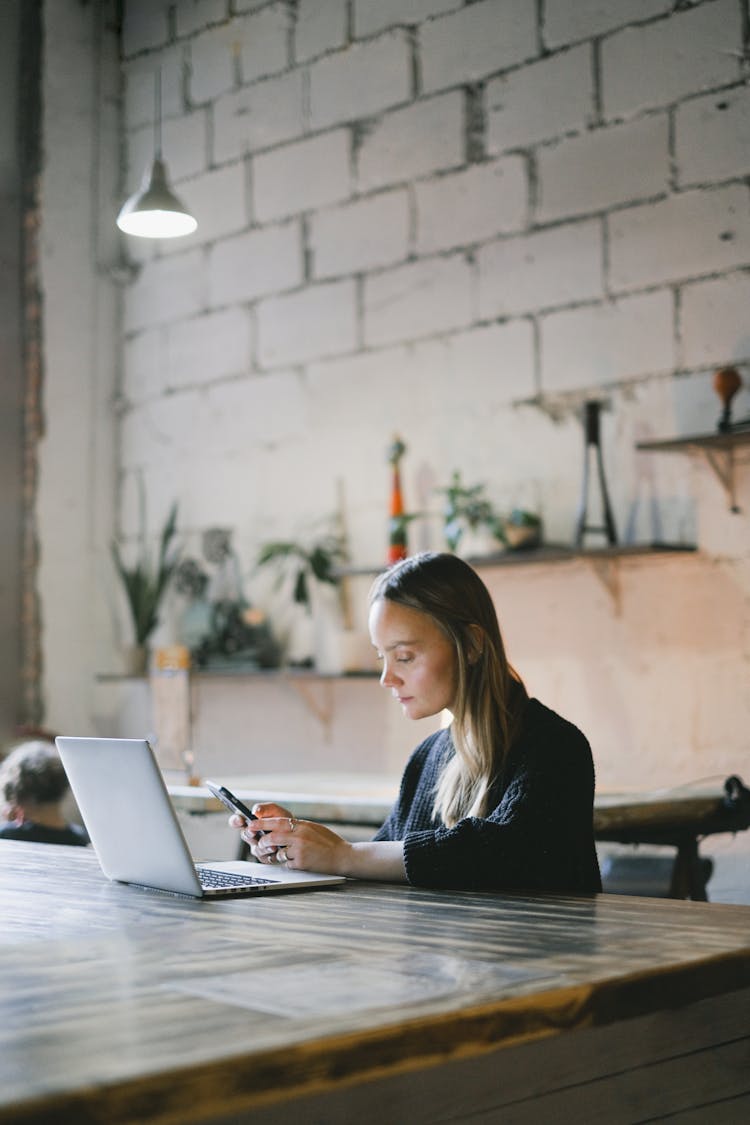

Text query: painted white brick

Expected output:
[235,0,275,11]
[208,220,303,306]
[602,0,742,120]
[309,190,410,278]
[163,111,209,181]
[123,371,307,468]
[537,115,669,223]
[164,307,251,387]
[122,0,170,57]
[676,86,750,189]
[478,220,603,318]
[309,31,412,130]
[175,0,227,38]
[307,345,415,432]
[124,50,183,130]
[239,3,291,83]
[295,0,348,63]
[421,0,537,95]
[353,0,459,38]
[415,156,527,254]
[419,319,536,406]
[541,291,674,393]
[123,327,165,403]
[213,71,304,163]
[543,0,671,50]
[680,273,750,368]
[189,21,237,103]
[124,249,206,333]
[609,185,750,293]
[159,163,247,253]
[357,92,464,191]
[257,280,358,366]
[309,324,534,436]
[363,254,474,347]
[253,130,352,222]
[486,44,594,154]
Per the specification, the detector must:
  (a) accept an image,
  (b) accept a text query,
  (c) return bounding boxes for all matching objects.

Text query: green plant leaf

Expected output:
[112,499,180,646]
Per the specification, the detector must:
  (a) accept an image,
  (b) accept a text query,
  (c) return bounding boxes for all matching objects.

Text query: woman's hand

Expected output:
[230,801,351,874]
[229,802,407,881]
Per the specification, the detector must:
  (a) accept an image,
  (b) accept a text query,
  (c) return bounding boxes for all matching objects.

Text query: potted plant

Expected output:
[437,472,504,556]
[111,492,179,674]
[256,522,350,670]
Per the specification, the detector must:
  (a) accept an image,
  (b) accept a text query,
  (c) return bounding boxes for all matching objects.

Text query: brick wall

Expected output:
[80,0,750,805]
[119,0,749,555]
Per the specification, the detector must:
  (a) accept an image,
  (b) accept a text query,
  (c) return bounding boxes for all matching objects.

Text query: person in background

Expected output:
[231,552,601,894]
[0,740,89,846]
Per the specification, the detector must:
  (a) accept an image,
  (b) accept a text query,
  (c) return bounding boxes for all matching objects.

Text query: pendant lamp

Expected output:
[117,70,197,239]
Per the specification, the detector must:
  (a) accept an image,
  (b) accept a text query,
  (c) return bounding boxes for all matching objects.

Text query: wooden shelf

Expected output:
[339,543,697,611]
[636,428,750,454]
[338,542,696,577]
[96,668,379,683]
[637,427,750,512]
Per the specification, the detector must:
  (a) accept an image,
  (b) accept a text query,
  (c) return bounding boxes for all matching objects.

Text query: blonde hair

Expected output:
[369,553,527,826]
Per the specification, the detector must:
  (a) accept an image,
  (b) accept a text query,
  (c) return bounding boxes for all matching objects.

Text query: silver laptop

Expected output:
[55,736,345,898]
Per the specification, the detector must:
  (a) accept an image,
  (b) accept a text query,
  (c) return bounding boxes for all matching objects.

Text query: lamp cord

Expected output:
[154,68,162,159]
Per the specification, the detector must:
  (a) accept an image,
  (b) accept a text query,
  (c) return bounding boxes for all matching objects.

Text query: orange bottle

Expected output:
[387,435,408,564]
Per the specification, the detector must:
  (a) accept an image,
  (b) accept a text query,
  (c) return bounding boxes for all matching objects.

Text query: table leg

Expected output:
[669,838,712,901]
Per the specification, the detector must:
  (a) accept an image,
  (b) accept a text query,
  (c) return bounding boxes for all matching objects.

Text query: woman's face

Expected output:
[369,598,458,720]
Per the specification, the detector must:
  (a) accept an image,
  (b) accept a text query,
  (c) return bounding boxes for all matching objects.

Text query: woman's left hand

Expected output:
[246,814,352,875]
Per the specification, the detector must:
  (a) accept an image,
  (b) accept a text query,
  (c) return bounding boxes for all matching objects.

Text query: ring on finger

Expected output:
[289,817,297,832]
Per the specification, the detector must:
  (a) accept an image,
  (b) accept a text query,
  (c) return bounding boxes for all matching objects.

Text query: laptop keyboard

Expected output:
[196,866,274,890]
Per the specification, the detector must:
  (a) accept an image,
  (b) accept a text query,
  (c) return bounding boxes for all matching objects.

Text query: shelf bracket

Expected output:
[288,676,334,737]
[584,555,622,612]
[700,446,740,513]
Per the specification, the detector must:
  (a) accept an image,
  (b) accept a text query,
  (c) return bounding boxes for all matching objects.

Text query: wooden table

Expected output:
[1,840,749,1124]
[170,772,750,899]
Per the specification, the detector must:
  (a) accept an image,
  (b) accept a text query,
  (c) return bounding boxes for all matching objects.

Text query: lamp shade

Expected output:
[116,157,197,239]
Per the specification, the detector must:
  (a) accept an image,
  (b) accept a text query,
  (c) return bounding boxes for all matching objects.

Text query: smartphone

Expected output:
[205,781,257,822]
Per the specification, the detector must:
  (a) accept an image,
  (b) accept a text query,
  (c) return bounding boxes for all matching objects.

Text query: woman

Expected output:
[233,552,601,894]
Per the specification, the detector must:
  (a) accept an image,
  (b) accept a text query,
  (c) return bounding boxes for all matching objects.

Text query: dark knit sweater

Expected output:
[374,698,601,894]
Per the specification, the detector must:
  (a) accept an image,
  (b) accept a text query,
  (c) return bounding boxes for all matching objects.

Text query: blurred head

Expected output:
[0,740,70,818]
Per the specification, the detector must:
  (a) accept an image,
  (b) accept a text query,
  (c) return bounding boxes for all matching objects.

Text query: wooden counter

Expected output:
[170,771,750,898]
[1,840,749,1123]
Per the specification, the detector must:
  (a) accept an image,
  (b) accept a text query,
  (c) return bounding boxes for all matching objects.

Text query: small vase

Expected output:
[457,526,501,560]
[122,644,149,677]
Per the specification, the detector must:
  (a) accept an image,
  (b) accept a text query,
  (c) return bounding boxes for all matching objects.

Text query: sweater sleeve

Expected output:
[402,704,601,894]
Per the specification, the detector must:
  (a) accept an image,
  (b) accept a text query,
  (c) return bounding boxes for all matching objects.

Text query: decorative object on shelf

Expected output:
[387,434,417,564]
[713,366,743,433]
[436,471,504,556]
[501,509,543,551]
[256,521,349,670]
[188,528,279,671]
[574,400,618,548]
[174,557,212,656]
[150,645,197,782]
[111,490,179,674]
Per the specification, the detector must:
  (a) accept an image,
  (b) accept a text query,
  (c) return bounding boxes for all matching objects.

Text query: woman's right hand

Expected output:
[229,801,293,863]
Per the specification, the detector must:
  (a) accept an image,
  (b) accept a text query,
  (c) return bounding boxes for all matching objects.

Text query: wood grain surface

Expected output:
[1,841,749,1124]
